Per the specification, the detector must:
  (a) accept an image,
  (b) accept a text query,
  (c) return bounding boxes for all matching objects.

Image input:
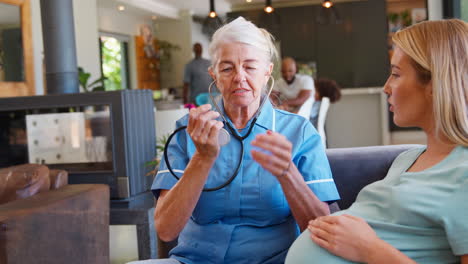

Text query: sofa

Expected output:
[0,164,110,264]
[155,144,418,258]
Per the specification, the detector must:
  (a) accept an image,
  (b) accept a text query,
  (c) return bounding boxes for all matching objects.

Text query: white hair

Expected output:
[208,17,278,68]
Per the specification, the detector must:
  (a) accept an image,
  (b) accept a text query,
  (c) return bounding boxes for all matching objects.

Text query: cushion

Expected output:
[49,169,68,189]
[0,164,50,204]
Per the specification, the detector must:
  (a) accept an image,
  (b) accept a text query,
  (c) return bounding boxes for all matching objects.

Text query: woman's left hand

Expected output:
[251,131,292,178]
[309,214,380,263]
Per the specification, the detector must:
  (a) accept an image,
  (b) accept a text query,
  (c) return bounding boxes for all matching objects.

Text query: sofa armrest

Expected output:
[0,184,110,264]
[326,145,419,210]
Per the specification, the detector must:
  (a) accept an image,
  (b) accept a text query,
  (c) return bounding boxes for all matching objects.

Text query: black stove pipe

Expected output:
[40,0,79,94]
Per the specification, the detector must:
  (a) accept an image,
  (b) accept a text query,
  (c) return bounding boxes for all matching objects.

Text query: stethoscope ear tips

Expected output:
[218,128,231,146]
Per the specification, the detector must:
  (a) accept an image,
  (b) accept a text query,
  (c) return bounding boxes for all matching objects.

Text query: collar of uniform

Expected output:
[254,99,274,131]
[217,97,274,131]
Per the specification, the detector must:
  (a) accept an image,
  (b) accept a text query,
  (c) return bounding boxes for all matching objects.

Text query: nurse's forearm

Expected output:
[278,164,330,231]
[155,153,215,241]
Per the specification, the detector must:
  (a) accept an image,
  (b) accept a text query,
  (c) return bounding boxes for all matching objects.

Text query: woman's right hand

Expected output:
[187,104,224,159]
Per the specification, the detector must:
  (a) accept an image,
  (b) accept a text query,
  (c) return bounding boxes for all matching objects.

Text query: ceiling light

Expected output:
[117,5,125,11]
[322,0,333,8]
[203,0,223,37]
[208,0,217,18]
[264,0,274,13]
[246,0,252,2]
[318,0,341,24]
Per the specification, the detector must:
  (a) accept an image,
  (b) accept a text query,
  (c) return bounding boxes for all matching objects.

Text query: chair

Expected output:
[296,93,315,119]
[317,97,330,148]
[0,164,110,264]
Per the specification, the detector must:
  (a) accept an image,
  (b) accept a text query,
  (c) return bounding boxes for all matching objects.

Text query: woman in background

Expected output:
[309,78,341,129]
[287,19,468,264]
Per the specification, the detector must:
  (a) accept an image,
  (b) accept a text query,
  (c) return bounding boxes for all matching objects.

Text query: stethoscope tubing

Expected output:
[162,76,275,192]
[163,125,244,192]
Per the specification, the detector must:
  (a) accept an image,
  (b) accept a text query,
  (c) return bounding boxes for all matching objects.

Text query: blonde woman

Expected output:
[286,19,468,263]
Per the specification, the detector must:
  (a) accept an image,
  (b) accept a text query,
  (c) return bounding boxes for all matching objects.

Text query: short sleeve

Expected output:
[441,181,468,255]
[294,122,340,202]
[183,63,191,84]
[151,117,190,199]
[301,75,315,91]
[273,79,284,92]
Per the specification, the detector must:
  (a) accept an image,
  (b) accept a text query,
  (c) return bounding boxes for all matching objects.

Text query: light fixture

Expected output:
[322,0,333,9]
[203,0,223,37]
[317,0,341,24]
[117,5,125,11]
[264,0,274,13]
[246,0,252,2]
[208,0,217,18]
[259,0,280,37]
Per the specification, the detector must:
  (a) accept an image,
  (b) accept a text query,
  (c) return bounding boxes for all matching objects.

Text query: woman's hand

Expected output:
[251,130,292,178]
[187,104,224,159]
[308,214,380,263]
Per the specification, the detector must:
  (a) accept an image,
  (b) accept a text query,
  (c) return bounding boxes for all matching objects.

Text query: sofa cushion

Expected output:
[49,169,68,189]
[326,145,418,210]
[0,164,50,204]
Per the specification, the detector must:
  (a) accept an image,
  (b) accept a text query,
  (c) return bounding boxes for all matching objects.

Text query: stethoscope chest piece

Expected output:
[218,128,231,146]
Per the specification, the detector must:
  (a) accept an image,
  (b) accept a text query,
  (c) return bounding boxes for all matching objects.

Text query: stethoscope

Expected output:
[163,77,275,192]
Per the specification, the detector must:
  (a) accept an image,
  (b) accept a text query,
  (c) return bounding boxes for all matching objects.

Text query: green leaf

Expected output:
[89,76,107,87]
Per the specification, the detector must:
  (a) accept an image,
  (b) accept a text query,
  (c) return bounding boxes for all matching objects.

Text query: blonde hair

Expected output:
[393,19,468,146]
[208,17,278,69]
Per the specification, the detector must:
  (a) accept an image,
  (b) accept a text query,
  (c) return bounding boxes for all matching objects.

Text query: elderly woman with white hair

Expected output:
[132,17,339,264]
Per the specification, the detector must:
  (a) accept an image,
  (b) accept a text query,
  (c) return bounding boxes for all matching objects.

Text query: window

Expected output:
[99,33,130,90]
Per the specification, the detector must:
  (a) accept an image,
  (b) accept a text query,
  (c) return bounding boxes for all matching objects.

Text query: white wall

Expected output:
[98,7,152,37]
[427,0,443,20]
[30,0,44,95]
[73,0,101,85]
[154,10,192,89]
[326,88,389,148]
[190,20,211,60]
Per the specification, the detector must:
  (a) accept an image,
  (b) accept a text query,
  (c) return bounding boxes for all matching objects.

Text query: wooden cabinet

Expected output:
[135,36,160,90]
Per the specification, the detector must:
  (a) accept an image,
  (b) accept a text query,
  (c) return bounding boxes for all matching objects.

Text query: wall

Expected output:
[190,20,211,60]
[74,0,101,87]
[30,0,44,95]
[154,11,192,89]
[427,0,443,20]
[326,88,389,148]
[462,0,468,21]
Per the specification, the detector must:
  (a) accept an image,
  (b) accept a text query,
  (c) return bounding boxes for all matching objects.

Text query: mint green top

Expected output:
[286,146,468,264]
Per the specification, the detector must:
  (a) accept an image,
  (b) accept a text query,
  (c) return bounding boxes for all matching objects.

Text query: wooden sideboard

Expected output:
[135,36,160,90]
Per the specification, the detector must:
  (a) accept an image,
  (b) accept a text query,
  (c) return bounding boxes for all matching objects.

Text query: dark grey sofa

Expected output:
[156,144,419,258]
[327,144,418,210]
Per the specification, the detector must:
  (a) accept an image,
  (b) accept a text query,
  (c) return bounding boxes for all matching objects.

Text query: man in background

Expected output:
[183,43,212,104]
[271,57,315,113]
